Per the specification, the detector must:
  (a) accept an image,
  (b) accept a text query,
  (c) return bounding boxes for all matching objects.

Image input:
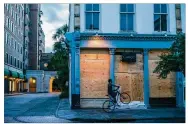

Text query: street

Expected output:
[4,93,71,123]
[4,93,185,123]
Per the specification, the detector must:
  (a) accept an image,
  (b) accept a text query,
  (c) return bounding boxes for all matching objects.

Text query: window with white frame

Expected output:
[15,40,17,50]
[17,43,19,52]
[10,56,13,65]
[120,4,135,31]
[14,58,16,67]
[6,33,9,44]
[8,18,10,29]
[17,60,19,68]
[85,4,100,30]
[10,21,12,31]
[5,32,8,44]
[154,4,168,32]
[21,47,22,54]
[6,53,9,63]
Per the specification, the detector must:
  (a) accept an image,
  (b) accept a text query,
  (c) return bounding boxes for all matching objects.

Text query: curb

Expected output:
[65,117,185,123]
[4,93,25,97]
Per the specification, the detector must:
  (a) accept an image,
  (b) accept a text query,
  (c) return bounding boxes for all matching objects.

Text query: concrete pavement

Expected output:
[56,99,185,123]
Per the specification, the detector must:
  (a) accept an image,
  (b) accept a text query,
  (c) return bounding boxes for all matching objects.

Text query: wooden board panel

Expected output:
[115,53,144,102]
[115,55,128,73]
[131,74,144,101]
[115,54,143,73]
[115,73,132,98]
[149,50,176,98]
[149,50,169,60]
[80,49,109,98]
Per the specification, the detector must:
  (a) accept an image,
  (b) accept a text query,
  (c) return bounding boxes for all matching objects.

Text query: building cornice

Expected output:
[80,33,176,41]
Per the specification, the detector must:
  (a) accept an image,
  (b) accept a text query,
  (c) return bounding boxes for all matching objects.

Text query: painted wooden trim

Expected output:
[109,48,115,85]
[143,49,150,108]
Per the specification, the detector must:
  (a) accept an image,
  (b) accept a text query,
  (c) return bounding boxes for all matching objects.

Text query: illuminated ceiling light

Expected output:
[32,79,36,83]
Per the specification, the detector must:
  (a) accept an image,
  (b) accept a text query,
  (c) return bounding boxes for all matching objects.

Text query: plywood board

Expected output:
[149,50,176,98]
[80,49,110,98]
[115,54,143,73]
[131,74,144,101]
[149,50,169,60]
[115,55,128,73]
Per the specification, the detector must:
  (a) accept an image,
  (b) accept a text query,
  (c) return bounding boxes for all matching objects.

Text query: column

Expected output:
[143,49,150,108]
[71,31,80,109]
[109,48,115,85]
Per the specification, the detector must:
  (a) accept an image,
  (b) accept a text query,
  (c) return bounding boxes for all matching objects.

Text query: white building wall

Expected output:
[181,4,186,33]
[76,4,177,34]
[69,4,74,32]
[169,4,176,34]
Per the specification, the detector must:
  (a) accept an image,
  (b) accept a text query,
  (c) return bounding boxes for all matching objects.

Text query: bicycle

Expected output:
[102,89,131,113]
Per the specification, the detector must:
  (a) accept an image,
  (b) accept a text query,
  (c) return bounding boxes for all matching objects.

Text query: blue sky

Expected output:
[41,4,69,53]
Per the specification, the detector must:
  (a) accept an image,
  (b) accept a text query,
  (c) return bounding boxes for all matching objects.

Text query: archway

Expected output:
[29,77,36,92]
[49,77,55,92]
[49,77,61,92]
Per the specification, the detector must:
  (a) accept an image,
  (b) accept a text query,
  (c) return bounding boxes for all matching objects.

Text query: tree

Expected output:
[153,33,185,79]
[48,24,69,97]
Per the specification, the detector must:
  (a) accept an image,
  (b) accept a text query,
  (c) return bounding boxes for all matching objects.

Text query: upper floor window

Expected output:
[10,56,13,65]
[17,60,19,68]
[20,47,22,54]
[6,53,8,63]
[154,4,168,32]
[120,4,135,32]
[17,43,19,52]
[85,4,100,30]
[15,40,17,50]
[5,32,8,44]
[14,58,16,67]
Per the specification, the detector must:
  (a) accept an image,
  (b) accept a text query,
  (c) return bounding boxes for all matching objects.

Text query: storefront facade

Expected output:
[65,32,179,109]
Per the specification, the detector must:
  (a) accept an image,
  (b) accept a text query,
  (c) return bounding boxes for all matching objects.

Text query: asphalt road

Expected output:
[4,93,71,123]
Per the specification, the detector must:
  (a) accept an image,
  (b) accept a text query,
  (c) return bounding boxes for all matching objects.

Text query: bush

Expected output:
[59,90,69,99]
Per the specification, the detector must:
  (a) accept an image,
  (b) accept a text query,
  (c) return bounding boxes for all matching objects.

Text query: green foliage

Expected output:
[48,24,69,97]
[59,88,69,99]
[153,33,185,78]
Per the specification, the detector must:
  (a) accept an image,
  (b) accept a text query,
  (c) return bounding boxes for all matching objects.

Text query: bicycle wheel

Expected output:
[102,100,115,113]
[120,92,131,104]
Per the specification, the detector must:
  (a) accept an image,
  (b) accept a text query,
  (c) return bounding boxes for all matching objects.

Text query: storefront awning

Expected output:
[10,71,18,78]
[18,73,24,79]
[4,68,10,76]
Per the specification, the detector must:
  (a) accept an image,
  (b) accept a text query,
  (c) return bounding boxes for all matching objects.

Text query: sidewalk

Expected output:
[56,99,185,122]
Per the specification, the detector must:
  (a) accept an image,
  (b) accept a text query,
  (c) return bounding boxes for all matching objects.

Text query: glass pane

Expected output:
[154,14,160,31]
[127,4,134,12]
[93,4,99,11]
[93,13,99,30]
[86,13,92,29]
[154,4,160,13]
[86,4,92,11]
[161,4,167,13]
[120,14,127,30]
[161,15,167,31]
[120,4,126,12]
[127,14,134,31]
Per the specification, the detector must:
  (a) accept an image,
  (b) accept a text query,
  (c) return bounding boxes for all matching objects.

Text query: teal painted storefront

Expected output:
[65,31,184,109]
